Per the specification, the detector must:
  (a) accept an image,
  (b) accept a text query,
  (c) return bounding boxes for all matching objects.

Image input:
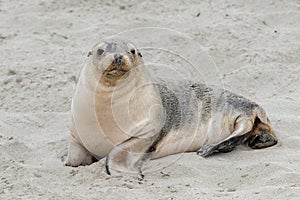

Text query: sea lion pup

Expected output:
[65,39,278,177]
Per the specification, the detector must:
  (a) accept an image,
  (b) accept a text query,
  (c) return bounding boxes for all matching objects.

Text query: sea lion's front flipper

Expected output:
[65,137,94,167]
[105,137,155,179]
[197,117,253,157]
[65,117,95,167]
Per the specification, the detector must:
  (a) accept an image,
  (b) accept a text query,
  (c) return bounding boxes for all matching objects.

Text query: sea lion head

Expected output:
[87,39,143,85]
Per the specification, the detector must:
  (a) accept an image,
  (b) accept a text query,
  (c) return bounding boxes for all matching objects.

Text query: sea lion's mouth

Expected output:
[104,69,126,76]
[103,66,130,78]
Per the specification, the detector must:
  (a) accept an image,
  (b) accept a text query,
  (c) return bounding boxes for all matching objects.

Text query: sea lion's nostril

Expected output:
[114,54,123,62]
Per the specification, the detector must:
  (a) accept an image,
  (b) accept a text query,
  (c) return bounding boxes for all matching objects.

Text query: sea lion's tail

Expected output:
[254,106,271,125]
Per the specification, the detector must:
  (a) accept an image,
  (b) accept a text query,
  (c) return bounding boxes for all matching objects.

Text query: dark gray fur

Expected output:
[105,42,118,53]
[216,90,259,115]
[148,79,259,151]
[190,83,213,122]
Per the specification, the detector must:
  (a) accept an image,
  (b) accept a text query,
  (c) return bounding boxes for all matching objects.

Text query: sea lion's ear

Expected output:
[87,51,92,57]
[127,42,135,50]
[138,52,142,57]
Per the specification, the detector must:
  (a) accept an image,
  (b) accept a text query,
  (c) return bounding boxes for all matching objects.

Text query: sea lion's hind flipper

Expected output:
[105,137,155,179]
[247,117,278,149]
[248,130,277,149]
[197,117,253,157]
[247,107,278,149]
[197,133,250,157]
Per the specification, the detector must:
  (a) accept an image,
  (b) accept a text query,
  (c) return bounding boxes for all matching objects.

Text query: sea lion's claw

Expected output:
[138,173,145,181]
[197,144,215,157]
[105,158,111,175]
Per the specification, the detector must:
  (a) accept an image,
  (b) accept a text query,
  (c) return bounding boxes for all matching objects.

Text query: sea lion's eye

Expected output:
[130,49,135,55]
[97,49,104,56]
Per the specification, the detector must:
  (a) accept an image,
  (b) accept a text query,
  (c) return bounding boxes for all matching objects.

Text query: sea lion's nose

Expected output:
[114,54,123,63]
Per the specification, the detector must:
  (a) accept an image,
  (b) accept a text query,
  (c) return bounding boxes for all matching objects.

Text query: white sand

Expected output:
[1,0,299,199]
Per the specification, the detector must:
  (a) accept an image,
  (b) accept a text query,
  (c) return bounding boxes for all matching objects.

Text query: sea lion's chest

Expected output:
[72,82,132,157]
[94,89,136,142]
[72,78,164,157]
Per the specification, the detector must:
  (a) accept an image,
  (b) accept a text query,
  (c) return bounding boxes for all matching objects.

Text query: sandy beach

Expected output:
[1,0,299,199]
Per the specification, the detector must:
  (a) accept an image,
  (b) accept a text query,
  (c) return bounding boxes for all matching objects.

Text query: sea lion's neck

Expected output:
[79,63,152,102]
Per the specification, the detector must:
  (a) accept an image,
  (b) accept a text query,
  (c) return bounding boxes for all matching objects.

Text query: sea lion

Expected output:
[65,39,278,178]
